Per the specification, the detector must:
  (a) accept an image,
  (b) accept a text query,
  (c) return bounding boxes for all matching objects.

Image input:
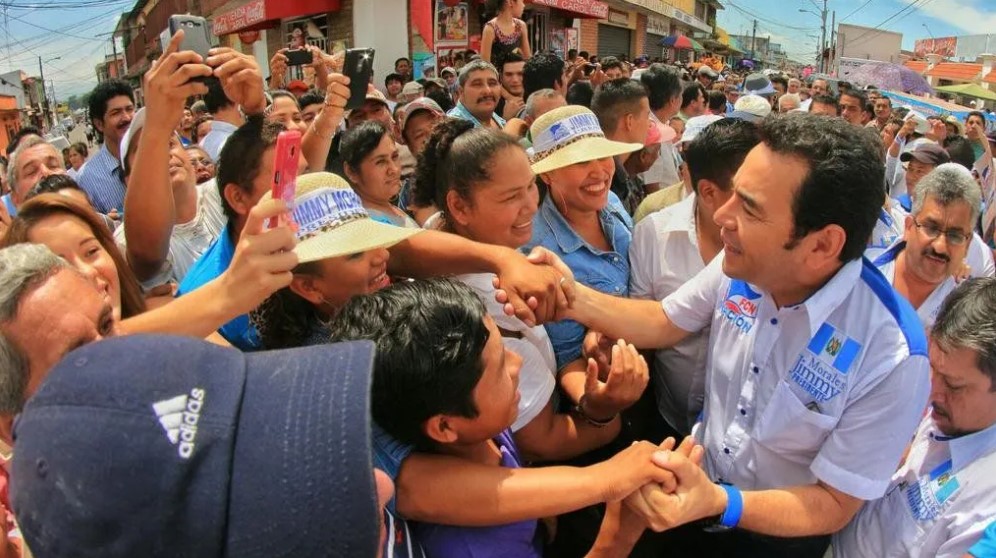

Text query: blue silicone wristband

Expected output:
[718,483,743,528]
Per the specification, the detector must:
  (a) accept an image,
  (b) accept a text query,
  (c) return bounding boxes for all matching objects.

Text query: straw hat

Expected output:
[528,105,643,175]
[258,172,422,263]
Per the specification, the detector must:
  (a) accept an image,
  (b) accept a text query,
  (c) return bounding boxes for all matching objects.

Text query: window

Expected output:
[525,10,548,54]
[695,1,707,20]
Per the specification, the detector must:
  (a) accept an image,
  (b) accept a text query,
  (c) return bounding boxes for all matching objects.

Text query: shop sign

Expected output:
[529,0,609,19]
[607,8,629,26]
[646,15,669,36]
[626,0,667,16]
[238,30,261,43]
[668,7,711,33]
[213,0,266,36]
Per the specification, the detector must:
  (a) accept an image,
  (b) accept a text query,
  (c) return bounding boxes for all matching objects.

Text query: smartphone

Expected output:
[344,48,376,110]
[168,15,213,59]
[285,48,314,66]
[267,130,303,230]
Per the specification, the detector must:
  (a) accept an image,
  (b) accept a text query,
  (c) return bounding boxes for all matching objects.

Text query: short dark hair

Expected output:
[840,89,867,107]
[967,110,987,127]
[944,135,976,170]
[203,77,233,114]
[931,277,996,391]
[640,63,682,111]
[523,52,565,99]
[707,89,727,113]
[216,115,284,221]
[426,88,455,113]
[385,73,404,87]
[340,121,393,178]
[567,48,578,59]
[681,82,705,110]
[769,75,788,91]
[413,117,521,215]
[566,81,594,108]
[298,91,325,112]
[25,174,89,204]
[87,79,134,124]
[395,57,411,68]
[5,127,42,156]
[578,51,590,60]
[591,79,647,134]
[811,94,840,115]
[684,119,760,194]
[600,56,623,73]
[760,113,883,262]
[328,278,491,449]
[498,50,525,74]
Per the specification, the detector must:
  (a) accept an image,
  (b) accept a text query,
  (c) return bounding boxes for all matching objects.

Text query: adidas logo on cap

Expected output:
[152,388,206,459]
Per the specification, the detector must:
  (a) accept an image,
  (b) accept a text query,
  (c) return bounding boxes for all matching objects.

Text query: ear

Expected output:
[445,189,473,227]
[343,163,361,185]
[288,274,325,305]
[0,414,14,446]
[92,117,105,134]
[423,415,459,445]
[805,224,847,268]
[902,214,916,241]
[223,183,255,218]
[696,178,717,203]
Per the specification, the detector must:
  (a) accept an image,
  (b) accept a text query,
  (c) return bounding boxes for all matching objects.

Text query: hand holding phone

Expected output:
[285,48,314,67]
[167,15,216,84]
[267,130,303,230]
[344,48,376,110]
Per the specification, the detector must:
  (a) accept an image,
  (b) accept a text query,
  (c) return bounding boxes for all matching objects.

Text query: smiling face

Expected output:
[95,95,135,147]
[461,69,500,122]
[903,196,974,285]
[267,96,308,134]
[26,213,122,321]
[448,145,538,249]
[713,143,810,293]
[541,157,615,215]
[501,61,525,97]
[304,247,392,312]
[186,146,216,184]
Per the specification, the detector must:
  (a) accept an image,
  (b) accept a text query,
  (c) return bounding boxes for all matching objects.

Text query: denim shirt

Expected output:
[447,102,507,129]
[524,192,633,369]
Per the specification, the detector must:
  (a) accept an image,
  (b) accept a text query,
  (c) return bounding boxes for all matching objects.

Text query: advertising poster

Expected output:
[436,1,469,48]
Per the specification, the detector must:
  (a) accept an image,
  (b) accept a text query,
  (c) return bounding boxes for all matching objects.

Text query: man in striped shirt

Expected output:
[77,79,134,214]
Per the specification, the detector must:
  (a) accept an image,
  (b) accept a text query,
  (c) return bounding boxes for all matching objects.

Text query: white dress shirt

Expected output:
[874,241,958,329]
[835,415,996,557]
[199,120,239,162]
[663,256,930,499]
[866,200,907,261]
[629,194,708,433]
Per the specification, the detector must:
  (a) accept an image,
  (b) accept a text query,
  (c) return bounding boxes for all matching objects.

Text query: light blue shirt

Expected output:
[76,144,125,214]
[199,120,239,162]
[970,520,996,558]
[524,192,633,369]
[447,102,507,129]
[176,226,260,351]
[1,193,15,217]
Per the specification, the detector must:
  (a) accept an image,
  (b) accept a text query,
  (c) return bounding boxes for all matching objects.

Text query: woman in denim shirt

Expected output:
[524,105,643,369]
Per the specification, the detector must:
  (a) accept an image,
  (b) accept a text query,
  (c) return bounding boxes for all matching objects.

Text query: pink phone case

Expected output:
[267,130,303,229]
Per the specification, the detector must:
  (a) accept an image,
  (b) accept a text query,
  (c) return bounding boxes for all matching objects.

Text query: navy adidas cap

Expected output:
[11,335,379,557]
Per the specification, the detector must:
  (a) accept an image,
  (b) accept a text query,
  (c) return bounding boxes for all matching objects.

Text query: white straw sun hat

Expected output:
[528,105,643,175]
[259,172,422,263]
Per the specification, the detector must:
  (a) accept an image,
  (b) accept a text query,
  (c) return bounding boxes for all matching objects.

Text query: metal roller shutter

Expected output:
[597,24,632,59]
[646,33,666,59]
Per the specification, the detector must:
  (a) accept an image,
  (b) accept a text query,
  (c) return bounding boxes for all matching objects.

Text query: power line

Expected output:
[844,0,936,49]
[725,0,820,32]
[839,0,875,23]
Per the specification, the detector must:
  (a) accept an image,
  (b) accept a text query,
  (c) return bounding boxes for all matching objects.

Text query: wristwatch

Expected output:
[573,394,615,428]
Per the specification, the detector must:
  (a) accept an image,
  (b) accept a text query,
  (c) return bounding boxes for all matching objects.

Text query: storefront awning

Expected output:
[212,0,340,36]
[527,0,608,19]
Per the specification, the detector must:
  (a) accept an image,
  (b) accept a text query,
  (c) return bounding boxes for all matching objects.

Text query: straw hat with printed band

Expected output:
[529,105,644,175]
[258,172,421,263]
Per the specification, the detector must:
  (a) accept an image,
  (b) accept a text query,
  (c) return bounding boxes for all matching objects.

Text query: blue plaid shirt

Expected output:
[524,192,633,369]
[76,144,125,214]
[447,102,507,129]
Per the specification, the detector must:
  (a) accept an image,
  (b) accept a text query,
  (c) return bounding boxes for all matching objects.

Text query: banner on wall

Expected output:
[435,1,469,48]
[914,37,957,58]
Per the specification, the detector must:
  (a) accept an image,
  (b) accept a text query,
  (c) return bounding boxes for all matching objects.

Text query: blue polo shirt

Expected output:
[176,225,260,351]
[524,191,633,369]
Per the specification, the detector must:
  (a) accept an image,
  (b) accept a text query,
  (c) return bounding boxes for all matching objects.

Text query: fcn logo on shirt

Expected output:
[720,280,761,334]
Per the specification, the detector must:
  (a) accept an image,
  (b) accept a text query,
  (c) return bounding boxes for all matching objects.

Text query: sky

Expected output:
[1,0,995,99]
[718,0,996,64]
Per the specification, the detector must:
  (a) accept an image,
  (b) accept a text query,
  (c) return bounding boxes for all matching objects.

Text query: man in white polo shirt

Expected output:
[521,113,930,556]
[874,164,987,328]
[629,118,760,439]
[834,277,996,557]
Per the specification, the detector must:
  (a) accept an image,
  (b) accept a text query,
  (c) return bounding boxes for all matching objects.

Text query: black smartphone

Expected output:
[168,15,215,84]
[285,48,314,66]
[344,48,376,110]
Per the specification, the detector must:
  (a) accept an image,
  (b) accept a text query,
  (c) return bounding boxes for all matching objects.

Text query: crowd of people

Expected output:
[0,8,995,557]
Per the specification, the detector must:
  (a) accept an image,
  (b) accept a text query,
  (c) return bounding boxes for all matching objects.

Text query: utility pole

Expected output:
[49,80,57,123]
[818,0,828,73]
[111,34,120,78]
[37,56,49,131]
[751,19,757,62]
[828,10,836,75]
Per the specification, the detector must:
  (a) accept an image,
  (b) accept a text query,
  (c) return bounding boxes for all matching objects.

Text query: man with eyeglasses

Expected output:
[873,164,990,328]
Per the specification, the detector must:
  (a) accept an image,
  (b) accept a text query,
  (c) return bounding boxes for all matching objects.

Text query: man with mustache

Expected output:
[874,164,988,328]
[77,79,135,214]
[447,59,506,130]
[833,277,996,557]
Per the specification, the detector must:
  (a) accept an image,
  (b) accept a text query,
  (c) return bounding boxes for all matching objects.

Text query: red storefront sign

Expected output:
[527,0,608,19]
[212,0,340,36]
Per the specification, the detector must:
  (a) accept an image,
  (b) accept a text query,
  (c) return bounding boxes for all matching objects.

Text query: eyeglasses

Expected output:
[912,217,969,246]
[189,157,214,167]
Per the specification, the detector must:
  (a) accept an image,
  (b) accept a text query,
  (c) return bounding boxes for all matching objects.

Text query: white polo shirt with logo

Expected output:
[662,256,930,499]
[834,415,996,557]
